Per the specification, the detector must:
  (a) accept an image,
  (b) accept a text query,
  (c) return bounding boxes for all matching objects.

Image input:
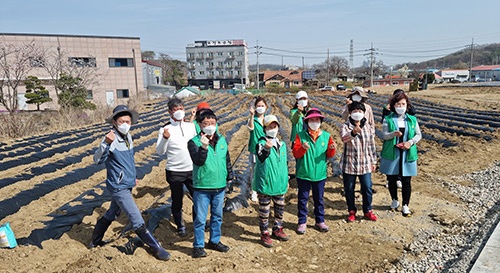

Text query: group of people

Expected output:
[89,86,421,260]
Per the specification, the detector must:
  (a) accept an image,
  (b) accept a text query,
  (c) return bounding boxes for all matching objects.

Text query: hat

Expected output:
[196,101,211,111]
[304,108,325,121]
[295,90,308,100]
[106,105,139,124]
[263,115,279,127]
[348,86,368,99]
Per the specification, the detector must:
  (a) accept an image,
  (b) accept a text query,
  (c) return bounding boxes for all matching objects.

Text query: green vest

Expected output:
[381,113,418,162]
[295,130,331,182]
[248,116,265,153]
[289,108,305,142]
[253,138,289,196]
[191,134,228,189]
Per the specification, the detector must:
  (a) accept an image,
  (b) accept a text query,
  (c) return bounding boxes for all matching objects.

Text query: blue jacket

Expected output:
[94,128,137,192]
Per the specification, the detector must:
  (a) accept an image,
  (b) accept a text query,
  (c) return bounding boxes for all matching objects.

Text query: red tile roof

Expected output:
[471,65,500,71]
[262,70,303,81]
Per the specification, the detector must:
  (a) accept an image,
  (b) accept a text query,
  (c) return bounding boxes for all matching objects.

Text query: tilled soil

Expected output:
[0,86,499,273]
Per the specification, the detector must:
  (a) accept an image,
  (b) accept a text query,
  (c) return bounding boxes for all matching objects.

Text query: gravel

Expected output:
[390,161,500,273]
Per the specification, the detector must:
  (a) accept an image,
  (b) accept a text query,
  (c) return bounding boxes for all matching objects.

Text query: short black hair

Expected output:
[393,89,405,96]
[167,98,183,111]
[197,109,217,123]
[348,101,366,113]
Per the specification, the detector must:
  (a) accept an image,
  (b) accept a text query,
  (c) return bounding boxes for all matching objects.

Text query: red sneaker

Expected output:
[364,210,377,221]
[272,227,289,241]
[347,210,356,222]
[260,231,273,248]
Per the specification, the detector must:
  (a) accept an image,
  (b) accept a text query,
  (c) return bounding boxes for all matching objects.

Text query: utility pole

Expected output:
[349,39,354,81]
[363,43,378,88]
[302,57,305,71]
[254,40,262,90]
[326,48,330,86]
[469,38,474,82]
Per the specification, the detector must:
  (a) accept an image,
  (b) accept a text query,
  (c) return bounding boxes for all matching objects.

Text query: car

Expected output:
[336,84,346,91]
[319,86,334,91]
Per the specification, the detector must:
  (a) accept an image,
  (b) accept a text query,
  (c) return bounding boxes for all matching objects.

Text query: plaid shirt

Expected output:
[340,118,377,175]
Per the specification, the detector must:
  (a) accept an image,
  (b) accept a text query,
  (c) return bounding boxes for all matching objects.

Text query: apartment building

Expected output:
[186,39,249,89]
[0,33,143,111]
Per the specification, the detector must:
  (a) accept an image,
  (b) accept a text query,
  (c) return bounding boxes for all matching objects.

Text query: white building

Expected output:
[440,69,469,83]
[186,39,249,90]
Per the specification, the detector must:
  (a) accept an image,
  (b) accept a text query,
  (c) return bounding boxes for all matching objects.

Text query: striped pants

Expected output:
[258,193,285,233]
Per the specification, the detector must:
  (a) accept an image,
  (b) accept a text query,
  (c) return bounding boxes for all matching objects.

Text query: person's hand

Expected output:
[329,140,337,150]
[345,98,352,105]
[136,178,139,186]
[249,106,255,116]
[401,141,412,150]
[393,131,403,137]
[105,130,115,144]
[302,141,310,150]
[162,128,170,139]
[200,134,210,149]
[352,124,362,135]
[191,109,196,116]
[264,138,273,149]
[371,165,377,172]
[297,105,304,112]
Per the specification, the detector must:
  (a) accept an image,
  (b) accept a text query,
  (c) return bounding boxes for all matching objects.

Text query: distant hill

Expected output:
[396,43,500,70]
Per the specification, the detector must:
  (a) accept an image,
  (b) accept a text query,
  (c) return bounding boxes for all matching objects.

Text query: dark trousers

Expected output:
[166,170,194,214]
[388,175,411,206]
[297,178,326,224]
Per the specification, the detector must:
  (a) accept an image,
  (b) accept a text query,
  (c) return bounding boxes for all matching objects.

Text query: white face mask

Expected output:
[202,125,216,136]
[117,123,131,135]
[298,100,308,107]
[255,106,266,114]
[351,94,362,102]
[395,107,406,115]
[351,112,364,121]
[308,122,321,131]
[173,110,185,121]
[265,128,279,138]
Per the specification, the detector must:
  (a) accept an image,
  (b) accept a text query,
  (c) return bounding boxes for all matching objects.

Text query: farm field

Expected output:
[0,86,499,273]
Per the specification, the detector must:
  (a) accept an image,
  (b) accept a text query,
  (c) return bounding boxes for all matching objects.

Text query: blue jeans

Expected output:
[192,189,225,248]
[297,178,326,224]
[342,173,373,213]
[104,188,145,230]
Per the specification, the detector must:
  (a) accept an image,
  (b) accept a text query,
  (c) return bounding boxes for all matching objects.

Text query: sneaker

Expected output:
[390,200,400,210]
[402,205,411,217]
[251,191,258,202]
[206,241,230,252]
[296,223,306,235]
[397,180,402,188]
[364,210,377,221]
[192,247,207,258]
[347,210,356,222]
[177,226,187,237]
[260,231,273,248]
[314,222,329,232]
[272,226,289,241]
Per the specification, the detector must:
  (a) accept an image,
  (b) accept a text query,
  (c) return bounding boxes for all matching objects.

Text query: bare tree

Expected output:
[313,56,349,85]
[0,40,44,114]
[43,47,102,99]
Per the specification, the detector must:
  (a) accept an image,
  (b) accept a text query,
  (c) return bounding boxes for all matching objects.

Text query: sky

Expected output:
[1,0,500,68]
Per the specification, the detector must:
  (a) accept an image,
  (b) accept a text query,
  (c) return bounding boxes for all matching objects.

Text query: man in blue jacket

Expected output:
[89,105,170,261]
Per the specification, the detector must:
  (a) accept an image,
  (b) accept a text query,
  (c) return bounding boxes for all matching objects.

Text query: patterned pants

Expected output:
[258,193,285,233]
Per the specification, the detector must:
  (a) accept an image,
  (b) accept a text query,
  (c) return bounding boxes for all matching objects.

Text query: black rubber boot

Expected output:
[173,212,186,236]
[89,217,112,248]
[135,225,171,261]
